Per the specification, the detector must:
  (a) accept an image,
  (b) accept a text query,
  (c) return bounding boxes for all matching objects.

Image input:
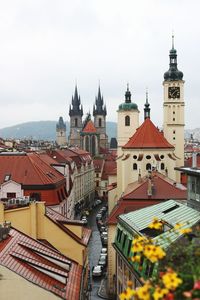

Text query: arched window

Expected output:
[125,115,130,126]
[85,136,90,152]
[133,163,137,170]
[146,163,151,171]
[161,163,165,170]
[75,118,78,127]
[99,118,102,127]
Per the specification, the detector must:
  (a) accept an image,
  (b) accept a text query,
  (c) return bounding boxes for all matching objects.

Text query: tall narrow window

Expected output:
[75,118,78,127]
[125,115,130,126]
[99,118,102,127]
[133,163,137,170]
[161,163,165,170]
[146,163,151,171]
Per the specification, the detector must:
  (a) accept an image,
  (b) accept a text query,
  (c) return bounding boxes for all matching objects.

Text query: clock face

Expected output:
[168,87,180,99]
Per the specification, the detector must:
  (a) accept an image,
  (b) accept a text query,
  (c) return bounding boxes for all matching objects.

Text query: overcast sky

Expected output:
[0,0,199,129]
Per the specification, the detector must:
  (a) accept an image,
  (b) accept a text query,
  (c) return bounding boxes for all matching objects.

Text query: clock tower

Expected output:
[163,35,185,182]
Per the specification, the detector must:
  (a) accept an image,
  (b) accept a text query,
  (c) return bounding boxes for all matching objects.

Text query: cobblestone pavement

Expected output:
[87,202,107,300]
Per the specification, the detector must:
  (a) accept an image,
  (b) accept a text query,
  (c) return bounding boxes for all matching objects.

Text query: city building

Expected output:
[68,86,108,155]
[56,116,67,146]
[107,171,187,295]
[0,224,83,300]
[113,200,200,298]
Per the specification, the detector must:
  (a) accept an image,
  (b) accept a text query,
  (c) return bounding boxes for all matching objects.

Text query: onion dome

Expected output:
[164,35,183,81]
[118,84,138,111]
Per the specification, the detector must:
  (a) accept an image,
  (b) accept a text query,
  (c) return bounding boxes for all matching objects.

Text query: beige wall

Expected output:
[117,110,139,148]
[108,224,117,295]
[163,80,185,182]
[0,202,86,266]
[0,266,58,300]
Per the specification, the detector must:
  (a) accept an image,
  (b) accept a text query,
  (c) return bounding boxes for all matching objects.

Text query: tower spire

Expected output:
[125,83,131,103]
[172,31,174,49]
[144,88,150,120]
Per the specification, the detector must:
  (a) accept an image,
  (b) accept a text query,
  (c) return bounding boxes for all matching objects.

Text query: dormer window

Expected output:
[4,174,11,182]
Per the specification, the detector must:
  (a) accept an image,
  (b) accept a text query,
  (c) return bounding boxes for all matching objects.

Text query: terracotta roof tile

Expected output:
[102,161,117,180]
[123,172,187,200]
[0,153,64,186]
[0,228,82,300]
[82,120,97,133]
[123,118,174,149]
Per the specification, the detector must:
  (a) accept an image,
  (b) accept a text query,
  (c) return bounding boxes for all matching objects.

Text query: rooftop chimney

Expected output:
[0,221,11,241]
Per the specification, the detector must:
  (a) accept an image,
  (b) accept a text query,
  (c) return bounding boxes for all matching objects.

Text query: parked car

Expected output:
[96,199,102,205]
[99,226,106,233]
[100,253,107,260]
[102,236,108,246]
[101,248,107,254]
[92,265,103,277]
[81,216,88,225]
[96,213,102,220]
[101,231,108,239]
[98,256,107,268]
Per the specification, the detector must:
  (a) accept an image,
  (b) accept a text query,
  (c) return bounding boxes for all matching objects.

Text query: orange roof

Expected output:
[0,227,82,300]
[123,118,174,149]
[82,120,97,133]
[0,152,64,186]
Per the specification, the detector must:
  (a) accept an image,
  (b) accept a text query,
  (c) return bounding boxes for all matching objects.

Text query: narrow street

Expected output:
[87,202,107,300]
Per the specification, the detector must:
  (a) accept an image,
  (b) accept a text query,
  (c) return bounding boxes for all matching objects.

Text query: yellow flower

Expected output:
[179,228,192,234]
[174,223,184,230]
[136,283,151,300]
[148,218,163,230]
[119,287,136,300]
[132,255,141,263]
[143,245,166,263]
[132,237,147,253]
[162,271,182,290]
[153,287,168,300]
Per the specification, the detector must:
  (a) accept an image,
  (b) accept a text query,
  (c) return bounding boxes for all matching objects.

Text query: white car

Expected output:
[81,216,88,225]
[101,248,107,254]
[92,265,102,277]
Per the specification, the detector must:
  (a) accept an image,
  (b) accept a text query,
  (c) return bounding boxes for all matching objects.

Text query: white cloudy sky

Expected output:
[0,0,199,129]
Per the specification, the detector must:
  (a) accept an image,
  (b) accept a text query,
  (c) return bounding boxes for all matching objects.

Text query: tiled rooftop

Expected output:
[0,228,82,300]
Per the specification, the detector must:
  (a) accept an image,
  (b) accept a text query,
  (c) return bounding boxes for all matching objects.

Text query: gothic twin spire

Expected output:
[69,85,107,117]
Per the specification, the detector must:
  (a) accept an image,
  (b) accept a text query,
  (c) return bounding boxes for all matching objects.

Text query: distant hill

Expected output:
[0,120,197,142]
[0,121,117,141]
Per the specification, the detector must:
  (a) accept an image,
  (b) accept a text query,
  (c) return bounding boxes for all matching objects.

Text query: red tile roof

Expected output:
[108,172,187,225]
[0,153,65,186]
[102,160,117,180]
[108,200,159,224]
[82,120,97,133]
[123,118,174,149]
[46,207,91,246]
[93,159,104,172]
[123,172,187,200]
[0,228,82,300]
[185,155,200,168]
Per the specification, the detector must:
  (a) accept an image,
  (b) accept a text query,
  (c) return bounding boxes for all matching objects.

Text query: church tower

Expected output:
[56,116,67,146]
[117,85,139,152]
[69,85,83,147]
[93,86,108,149]
[163,35,185,181]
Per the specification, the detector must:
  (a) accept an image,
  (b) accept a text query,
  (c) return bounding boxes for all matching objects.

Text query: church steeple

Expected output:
[69,85,83,117]
[125,83,131,103]
[144,89,150,120]
[164,34,184,81]
[93,86,107,116]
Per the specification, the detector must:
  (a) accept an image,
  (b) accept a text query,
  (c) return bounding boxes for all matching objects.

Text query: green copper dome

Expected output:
[118,102,138,111]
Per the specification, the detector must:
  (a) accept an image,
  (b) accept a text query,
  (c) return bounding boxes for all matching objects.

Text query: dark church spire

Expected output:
[93,85,107,116]
[69,85,83,117]
[144,89,150,120]
[164,34,184,81]
[125,83,131,103]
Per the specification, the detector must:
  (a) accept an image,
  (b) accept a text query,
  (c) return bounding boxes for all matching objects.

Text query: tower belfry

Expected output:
[163,35,185,182]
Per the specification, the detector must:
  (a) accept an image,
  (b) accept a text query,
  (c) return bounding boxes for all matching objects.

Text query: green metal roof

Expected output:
[118,102,138,111]
[118,200,200,248]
